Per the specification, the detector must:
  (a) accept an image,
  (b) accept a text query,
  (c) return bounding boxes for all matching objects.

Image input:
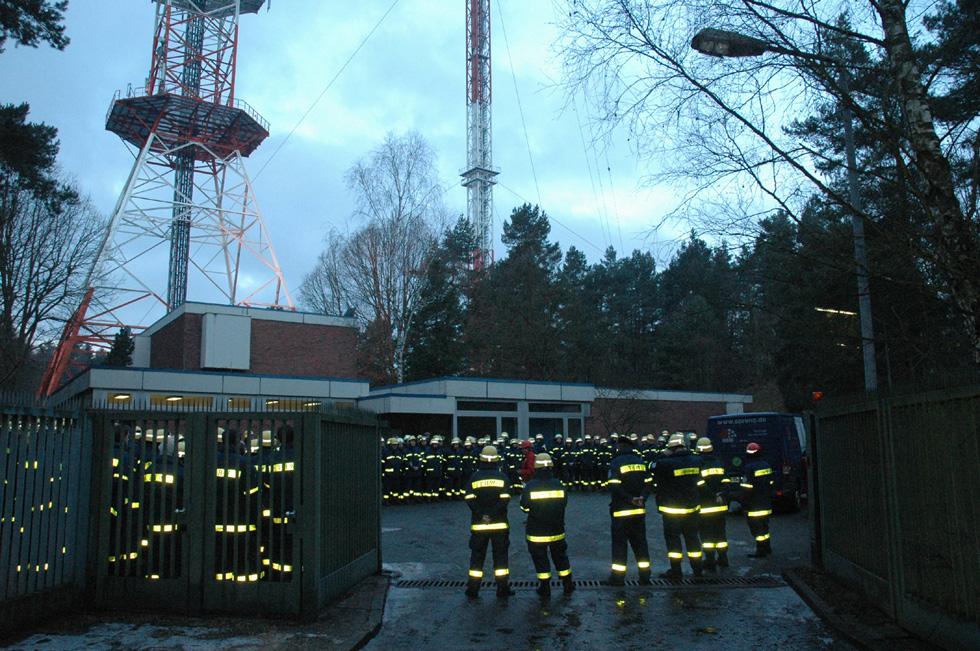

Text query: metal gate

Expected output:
[90,411,306,615]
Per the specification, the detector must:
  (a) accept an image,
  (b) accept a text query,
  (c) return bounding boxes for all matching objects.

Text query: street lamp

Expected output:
[691,28,879,393]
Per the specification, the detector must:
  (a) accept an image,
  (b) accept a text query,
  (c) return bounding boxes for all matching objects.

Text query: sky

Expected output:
[0,0,682,316]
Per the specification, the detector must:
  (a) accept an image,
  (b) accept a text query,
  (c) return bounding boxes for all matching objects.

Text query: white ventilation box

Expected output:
[201,313,251,370]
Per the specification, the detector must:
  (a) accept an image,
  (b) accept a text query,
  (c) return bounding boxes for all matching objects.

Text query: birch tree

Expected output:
[299,132,448,385]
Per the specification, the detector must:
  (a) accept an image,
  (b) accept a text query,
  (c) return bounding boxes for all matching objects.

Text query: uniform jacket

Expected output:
[519,470,567,541]
[465,465,511,530]
[698,452,730,514]
[653,448,702,514]
[607,448,653,517]
[739,457,774,514]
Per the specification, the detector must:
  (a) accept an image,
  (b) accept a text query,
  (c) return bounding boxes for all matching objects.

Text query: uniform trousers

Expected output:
[610,513,650,574]
[469,529,510,580]
[527,537,570,579]
[662,512,703,564]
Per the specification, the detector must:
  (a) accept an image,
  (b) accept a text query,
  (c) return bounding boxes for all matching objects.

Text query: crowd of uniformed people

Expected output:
[108,422,296,584]
[382,430,774,598]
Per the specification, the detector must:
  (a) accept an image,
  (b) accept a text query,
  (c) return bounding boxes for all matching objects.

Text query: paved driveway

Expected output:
[368,492,854,650]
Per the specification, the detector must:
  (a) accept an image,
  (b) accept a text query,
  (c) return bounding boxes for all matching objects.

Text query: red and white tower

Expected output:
[40,0,291,396]
[461,0,497,270]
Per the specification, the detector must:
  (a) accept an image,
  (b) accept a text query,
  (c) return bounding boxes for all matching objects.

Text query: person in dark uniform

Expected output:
[463,446,514,598]
[654,433,704,579]
[422,436,444,502]
[604,437,653,585]
[381,437,402,505]
[267,424,296,580]
[740,442,774,557]
[579,435,597,491]
[520,453,574,597]
[696,437,731,570]
[445,438,465,500]
[460,437,478,488]
[550,434,565,481]
[403,436,423,502]
[595,438,613,491]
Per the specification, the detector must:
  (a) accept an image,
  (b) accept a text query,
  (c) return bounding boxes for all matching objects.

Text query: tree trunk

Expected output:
[878,0,980,364]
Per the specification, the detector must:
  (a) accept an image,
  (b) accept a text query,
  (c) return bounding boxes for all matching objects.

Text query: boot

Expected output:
[465,578,480,598]
[659,559,682,580]
[717,548,729,568]
[562,575,576,594]
[691,556,703,577]
[703,548,717,572]
[536,578,551,598]
[602,572,625,586]
[638,569,652,585]
[496,579,515,597]
[748,539,771,558]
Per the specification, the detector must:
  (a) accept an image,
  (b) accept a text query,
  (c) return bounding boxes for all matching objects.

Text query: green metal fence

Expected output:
[0,405,91,638]
[88,407,381,619]
[1,400,380,635]
[814,385,980,650]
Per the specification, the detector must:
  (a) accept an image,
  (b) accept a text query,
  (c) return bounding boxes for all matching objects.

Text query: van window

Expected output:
[793,416,806,452]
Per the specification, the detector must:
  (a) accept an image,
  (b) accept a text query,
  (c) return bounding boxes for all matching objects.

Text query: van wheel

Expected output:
[788,490,801,513]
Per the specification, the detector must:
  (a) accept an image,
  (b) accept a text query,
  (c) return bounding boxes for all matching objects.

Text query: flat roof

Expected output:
[138,301,358,338]
[52,365,370,403]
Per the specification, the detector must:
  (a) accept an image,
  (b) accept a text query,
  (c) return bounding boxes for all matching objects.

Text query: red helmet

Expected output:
[521,439,533,450]
[746,442,761,454]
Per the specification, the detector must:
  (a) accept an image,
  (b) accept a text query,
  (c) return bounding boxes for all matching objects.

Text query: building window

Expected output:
[457,400,518,412]
[265,398,322,411]
[150,394,214,408]
[108,392,133,405]
[227,397,251,409]
[529,403,581,413]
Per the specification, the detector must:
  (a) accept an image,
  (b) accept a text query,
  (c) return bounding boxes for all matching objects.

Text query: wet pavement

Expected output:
[367,492,855,650]
[5,490,939,650]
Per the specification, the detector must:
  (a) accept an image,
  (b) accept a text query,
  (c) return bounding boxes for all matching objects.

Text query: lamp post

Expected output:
[691,28,878,393]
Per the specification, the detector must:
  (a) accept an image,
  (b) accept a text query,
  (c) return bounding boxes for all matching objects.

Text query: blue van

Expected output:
[705,412,807,512]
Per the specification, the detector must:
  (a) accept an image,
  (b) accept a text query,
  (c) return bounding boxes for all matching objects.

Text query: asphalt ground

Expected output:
[368,490,855,650]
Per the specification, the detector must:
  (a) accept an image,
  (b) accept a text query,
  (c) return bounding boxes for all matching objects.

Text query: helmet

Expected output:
[746,442,761,455]
[511,438,520,447]
[584,434,592,441]
[406,435,416,443]
[696,437,713,452]
[535,434,543,440]
[521,439,534,450]
[629,433,638,441]
[387,437,398,445]
[480,446,500,462]
[555,434,564,441]
[500,431,510,439]
[667,433,686,448]
[661,430,669,436]
[688,432,697,441]
[451,437,462,445]
[534,453,553,468]
[610,432,619,440]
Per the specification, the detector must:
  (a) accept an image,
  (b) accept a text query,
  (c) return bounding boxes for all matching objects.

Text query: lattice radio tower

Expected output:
[461,0,498,270]
[40,0,292,396]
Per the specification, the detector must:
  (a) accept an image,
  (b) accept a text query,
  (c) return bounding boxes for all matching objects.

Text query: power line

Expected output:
[253,0,403,181]
[496,181,605,255]
[494,0,541,206]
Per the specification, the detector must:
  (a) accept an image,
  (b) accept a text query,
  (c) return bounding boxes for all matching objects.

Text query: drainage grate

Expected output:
[393,575,784,590]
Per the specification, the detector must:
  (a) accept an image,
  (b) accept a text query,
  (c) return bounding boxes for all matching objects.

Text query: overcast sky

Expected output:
[0,0,682,313]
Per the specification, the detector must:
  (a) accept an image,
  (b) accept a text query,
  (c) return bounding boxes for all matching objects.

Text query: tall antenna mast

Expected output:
[461,0,497,270]
[40,0,291,396]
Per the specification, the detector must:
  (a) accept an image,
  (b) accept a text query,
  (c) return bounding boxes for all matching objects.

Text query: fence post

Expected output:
[807,411,823,569]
